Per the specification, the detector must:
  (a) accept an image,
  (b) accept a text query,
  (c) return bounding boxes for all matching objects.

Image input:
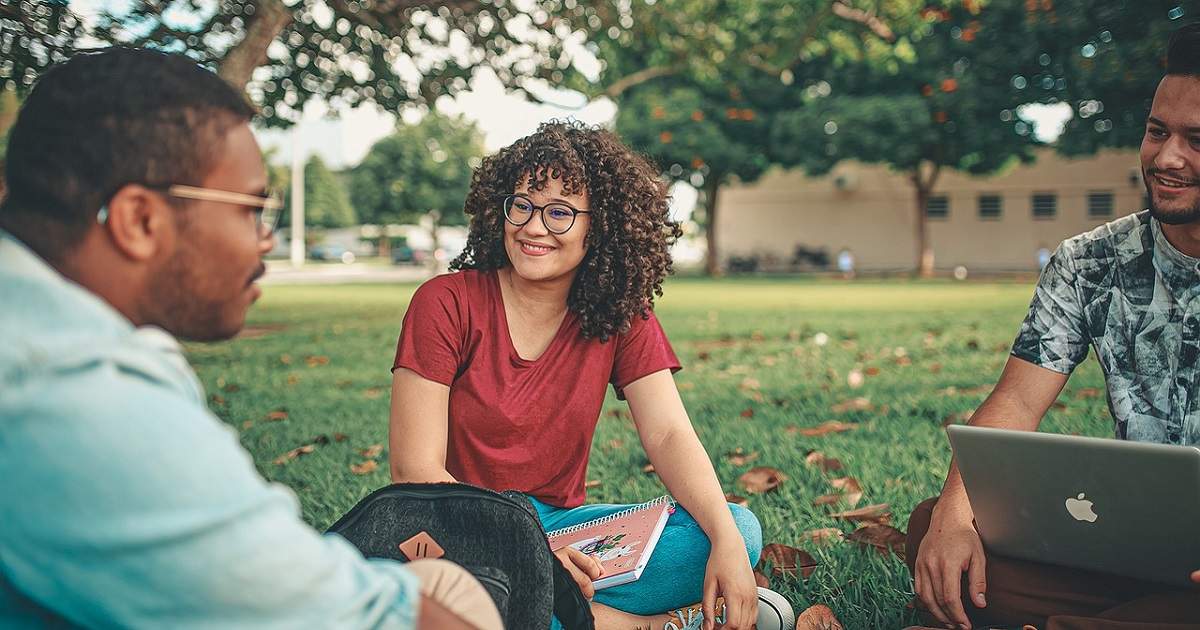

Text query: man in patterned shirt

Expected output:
[905,23,1200,630]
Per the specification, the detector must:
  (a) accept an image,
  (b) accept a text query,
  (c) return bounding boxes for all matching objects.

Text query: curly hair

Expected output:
[451,120,682,342]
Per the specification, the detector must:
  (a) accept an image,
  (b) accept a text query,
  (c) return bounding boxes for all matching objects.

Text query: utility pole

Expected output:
[289,127,305,267]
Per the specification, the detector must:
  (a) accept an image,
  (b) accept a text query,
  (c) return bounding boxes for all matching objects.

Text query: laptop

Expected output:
[947,424,1200,586]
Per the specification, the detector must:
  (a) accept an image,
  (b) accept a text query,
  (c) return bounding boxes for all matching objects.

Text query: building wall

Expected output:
[715,148,1145,272]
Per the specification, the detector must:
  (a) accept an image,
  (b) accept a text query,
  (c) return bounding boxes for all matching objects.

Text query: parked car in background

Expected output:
[391,244,429,266]
[309,244,356,264]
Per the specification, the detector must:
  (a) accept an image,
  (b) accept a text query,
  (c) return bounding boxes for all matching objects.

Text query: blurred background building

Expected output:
[718,148,1142,273]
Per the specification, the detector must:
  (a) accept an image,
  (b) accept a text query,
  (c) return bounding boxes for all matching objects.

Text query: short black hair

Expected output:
[1167,22,1200,76]
[0,47,254,261]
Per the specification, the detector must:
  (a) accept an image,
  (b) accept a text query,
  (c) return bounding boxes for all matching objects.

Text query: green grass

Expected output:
[187,277,1111,628]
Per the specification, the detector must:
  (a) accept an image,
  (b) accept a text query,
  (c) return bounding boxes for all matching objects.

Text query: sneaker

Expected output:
[663,587,795,630]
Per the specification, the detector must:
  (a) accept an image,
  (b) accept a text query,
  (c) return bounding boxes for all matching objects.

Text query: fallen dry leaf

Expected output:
[738,466,787,493]
[364,387,384,399]
[798,421,858,437]
[864,366,881,376]
[804,451,844,473]
[305,355,330,367]
[222,383,240,393]
[929,363,943,373]
[804,528,845,545]
[726,448,760,466]
[894,356,912,366]
[359,444,384,458]
[241,420,254,430]
[265,410,288,421]
[286,374,301,386]
[697,351,711,361]
[754,570,771,588]
[795,604,844,630]
[333,433,348,442]
[585,479,602,489]
[1052,401,1068,411]
[758,543,817,578]
[830,503,892,525]
[942,410,973,427]
[606,439,625,450]
[937,385,992,397]
[678,382,695,391]
[273,443,316,465]
[847,524,907,560]
[739,408,755,419]
[830,477,864,507]
[279,354,292,365]
[831,397,873,414]
[812,494,843,507]
[1075,387,1102,399]
[641,463,656,474]
[209,394,226,405]
[740,377,761,391]
[725,493,748,507]
[349,460,378,475]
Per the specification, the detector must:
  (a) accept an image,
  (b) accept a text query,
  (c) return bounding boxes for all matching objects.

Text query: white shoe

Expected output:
[663,587,795,630]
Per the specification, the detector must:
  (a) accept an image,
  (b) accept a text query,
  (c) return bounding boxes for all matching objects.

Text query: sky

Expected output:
[68,0,1075,221]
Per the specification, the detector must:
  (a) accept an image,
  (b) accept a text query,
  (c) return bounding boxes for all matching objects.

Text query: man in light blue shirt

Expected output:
[0,48,499,629]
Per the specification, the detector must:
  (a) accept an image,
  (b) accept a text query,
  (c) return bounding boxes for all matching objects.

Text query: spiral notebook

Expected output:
[547,496,675,590]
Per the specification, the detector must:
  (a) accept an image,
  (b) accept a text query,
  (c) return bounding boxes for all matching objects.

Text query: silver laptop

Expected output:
[947,424,1200,586]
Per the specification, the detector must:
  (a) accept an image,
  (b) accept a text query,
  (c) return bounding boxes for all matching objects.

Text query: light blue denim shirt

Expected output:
[0,230,420,629]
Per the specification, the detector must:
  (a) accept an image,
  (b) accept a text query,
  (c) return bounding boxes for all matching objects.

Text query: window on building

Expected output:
[1088,191,1114,219]
[926,195,949,220]
[978,194,1002,220]
[1032,193,1057,220]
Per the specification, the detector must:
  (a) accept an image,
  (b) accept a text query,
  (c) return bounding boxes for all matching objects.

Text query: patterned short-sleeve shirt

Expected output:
[1012,210,1200,445]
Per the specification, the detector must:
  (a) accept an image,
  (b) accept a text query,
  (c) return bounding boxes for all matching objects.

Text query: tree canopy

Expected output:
[87,0,602,127]
[349,111,482,227]
[301,155,356,228]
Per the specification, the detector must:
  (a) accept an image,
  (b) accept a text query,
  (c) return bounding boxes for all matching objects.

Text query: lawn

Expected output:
[186,277,1111,628]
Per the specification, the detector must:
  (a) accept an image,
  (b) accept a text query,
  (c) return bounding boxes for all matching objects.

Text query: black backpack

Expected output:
[327,482,595,630]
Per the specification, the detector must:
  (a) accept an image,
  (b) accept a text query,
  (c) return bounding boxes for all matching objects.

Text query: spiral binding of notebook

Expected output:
[545,495,674,537]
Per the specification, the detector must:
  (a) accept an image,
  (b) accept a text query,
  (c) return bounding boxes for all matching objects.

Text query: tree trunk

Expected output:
[703,177,723,277]
[218,0,291,90]
[913,184,932,278]
[428,210,442,276]
[910,161,941,278]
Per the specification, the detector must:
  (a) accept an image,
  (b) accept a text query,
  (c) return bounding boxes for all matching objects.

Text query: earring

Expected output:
[96,205,109,225]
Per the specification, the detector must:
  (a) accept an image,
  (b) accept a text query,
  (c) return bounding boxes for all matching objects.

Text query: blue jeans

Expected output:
[529,497,763,628]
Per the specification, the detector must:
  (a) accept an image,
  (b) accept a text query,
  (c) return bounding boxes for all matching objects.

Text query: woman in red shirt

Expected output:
[390,121,768,630]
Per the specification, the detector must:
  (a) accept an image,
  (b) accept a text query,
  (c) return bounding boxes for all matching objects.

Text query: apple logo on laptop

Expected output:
[1065,493,1098,523]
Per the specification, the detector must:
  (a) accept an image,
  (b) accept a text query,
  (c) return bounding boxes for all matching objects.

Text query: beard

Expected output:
[144,240,258,341]
[1145,168,1200,225]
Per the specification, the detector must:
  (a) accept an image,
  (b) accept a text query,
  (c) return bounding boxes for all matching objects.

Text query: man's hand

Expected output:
[913,513,988,630]
[1191,570,1200,583]
[553,547,603,600]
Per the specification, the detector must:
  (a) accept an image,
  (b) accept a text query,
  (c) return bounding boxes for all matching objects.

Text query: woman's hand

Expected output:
[553,547,603,600]
[702,539,757,630]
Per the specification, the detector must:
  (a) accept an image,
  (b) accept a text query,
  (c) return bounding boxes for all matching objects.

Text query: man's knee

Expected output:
[905,497,939,575]
[405,559,504,630]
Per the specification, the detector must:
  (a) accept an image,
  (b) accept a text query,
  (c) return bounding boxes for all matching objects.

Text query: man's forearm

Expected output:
[934,383,1050,524]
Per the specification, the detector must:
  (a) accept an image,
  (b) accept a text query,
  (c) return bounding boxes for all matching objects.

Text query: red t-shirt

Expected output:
[393,269,681,507]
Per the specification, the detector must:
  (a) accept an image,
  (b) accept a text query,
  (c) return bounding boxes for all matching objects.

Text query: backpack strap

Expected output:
[552,557,596,630]
[501,491,595,630]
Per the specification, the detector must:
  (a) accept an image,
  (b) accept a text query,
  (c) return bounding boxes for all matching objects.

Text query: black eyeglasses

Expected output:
[501,194,591,235]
